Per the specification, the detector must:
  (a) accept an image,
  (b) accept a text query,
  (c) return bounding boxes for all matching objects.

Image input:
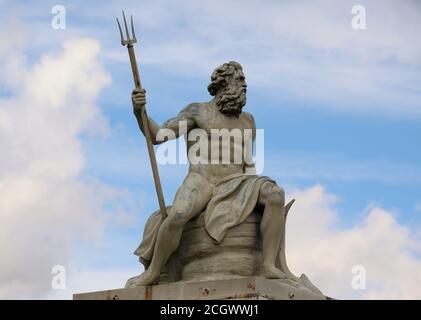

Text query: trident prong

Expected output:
[116,10,138,46]
[131,15,137,43]
[116,17,124,45]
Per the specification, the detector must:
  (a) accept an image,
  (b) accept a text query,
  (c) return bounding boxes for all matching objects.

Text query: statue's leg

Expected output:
[126,173,212,287]
[257,182,287,279]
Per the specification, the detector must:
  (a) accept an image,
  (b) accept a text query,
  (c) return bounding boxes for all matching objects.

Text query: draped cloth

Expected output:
[134,173,275,267]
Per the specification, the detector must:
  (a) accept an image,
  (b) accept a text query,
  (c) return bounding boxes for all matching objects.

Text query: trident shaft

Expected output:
[117,11,167,218]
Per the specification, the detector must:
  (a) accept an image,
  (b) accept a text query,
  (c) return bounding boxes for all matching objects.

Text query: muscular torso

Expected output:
[143,100,256,185]
[186,102,255,184]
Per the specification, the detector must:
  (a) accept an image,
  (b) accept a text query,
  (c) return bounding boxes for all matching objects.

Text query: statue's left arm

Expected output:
[243,112,257,174]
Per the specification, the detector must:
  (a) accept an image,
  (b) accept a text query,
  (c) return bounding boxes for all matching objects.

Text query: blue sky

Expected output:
[0,0,420,299]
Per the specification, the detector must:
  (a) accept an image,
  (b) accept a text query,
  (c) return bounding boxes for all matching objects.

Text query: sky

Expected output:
[0,0,420,299]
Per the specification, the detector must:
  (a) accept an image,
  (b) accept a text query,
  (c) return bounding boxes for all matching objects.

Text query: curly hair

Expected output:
[207,61,244,96]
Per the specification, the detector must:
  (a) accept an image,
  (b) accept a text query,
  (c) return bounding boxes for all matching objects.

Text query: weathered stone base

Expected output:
[73,276,328,300]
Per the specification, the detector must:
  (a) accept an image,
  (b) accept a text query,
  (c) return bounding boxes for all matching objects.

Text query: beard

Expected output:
[215,86,246,117]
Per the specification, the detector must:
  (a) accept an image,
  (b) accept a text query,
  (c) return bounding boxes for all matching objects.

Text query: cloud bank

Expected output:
[287,185,421,299]
[0,34,129,298]
[93,0,421,117]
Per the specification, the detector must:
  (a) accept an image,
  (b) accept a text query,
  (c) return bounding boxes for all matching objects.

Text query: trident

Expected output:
[116,11,167,218]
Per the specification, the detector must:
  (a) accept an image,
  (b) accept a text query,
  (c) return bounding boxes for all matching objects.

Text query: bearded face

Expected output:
[215,82,247,117]
[208,61,247,118]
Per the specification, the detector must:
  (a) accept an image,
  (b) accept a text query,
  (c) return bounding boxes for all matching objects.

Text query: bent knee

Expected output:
[266,190,285,207]
[166,209,192,228]
[259,183,285,207]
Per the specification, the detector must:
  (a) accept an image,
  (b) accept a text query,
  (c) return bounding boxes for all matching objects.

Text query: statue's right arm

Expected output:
[132,88,197,145]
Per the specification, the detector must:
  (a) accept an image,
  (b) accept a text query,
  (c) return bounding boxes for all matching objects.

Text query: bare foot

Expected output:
[262,264,287,279]
[125,269,159,288]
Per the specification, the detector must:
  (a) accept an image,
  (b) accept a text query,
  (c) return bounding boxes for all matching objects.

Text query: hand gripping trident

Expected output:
[117,11,167,218]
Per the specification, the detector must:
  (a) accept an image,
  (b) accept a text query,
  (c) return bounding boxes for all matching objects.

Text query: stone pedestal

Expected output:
[73,276,329,300]
[176,210,262,281]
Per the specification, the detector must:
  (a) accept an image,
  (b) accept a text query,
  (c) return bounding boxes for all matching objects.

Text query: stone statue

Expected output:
[123,61,324,297]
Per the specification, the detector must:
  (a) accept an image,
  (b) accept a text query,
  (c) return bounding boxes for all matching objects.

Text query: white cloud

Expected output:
[113,0,421,117]
[286,185,421,299]
[4,1,421,118]
[0,30,135,298]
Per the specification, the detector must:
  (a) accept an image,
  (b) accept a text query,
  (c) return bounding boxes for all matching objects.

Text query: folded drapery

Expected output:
[134,173,274,266]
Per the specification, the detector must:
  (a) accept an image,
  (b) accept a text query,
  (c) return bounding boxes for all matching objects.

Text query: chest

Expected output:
[195,108,252,134]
